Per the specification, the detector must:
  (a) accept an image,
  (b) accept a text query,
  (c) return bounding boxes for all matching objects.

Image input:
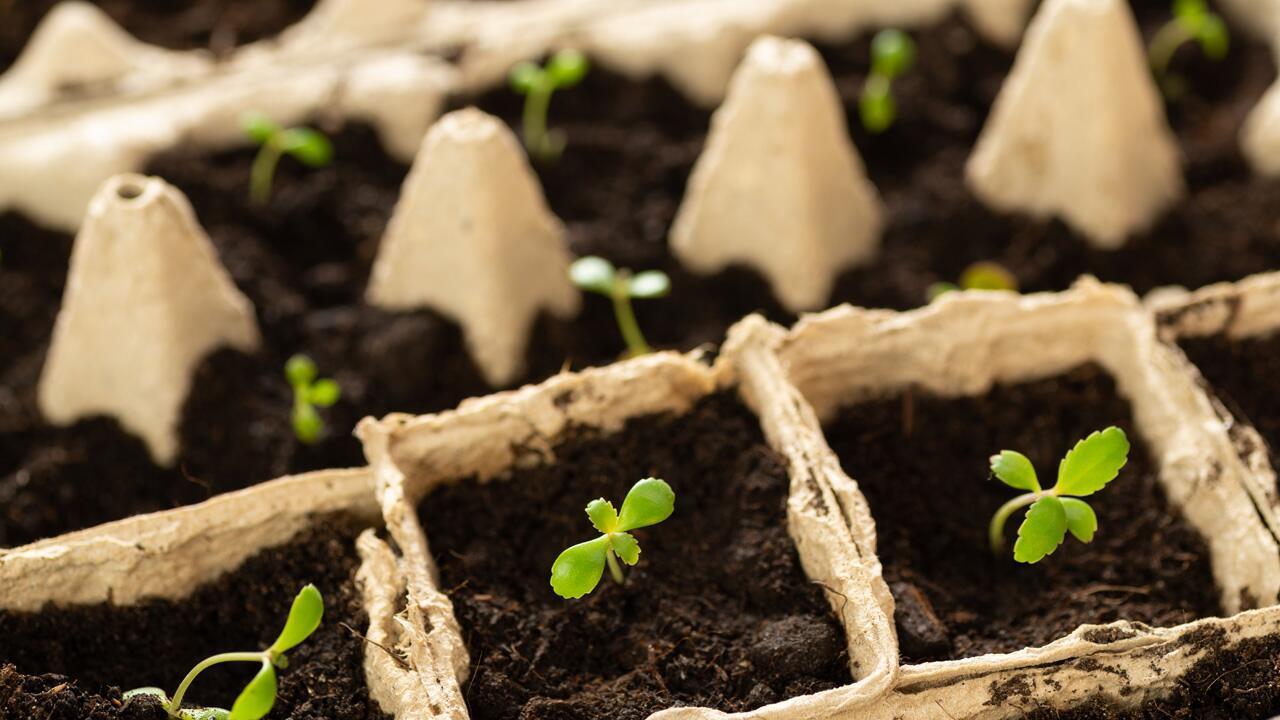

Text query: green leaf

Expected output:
[1013,496,1067,563]
[547,49,590,88]
[926,282,959,302]
[627,271,671,299]
[1055,427,1130,497]
[284,354,317,388]
[181,709,231,720]
[569,256,616,295]
[241,112,279,145]
[990,450,1040,493]
[609,532,640,565]
[228,663,276,720]
[122,687,168,705]
[960,261,1018,292]
[550,535,609,599]
[281,128,333,167]
[870,29,916,78]
[509,61,543,94]
[307,379,341,408]
[617,477,675,531]
[1061,498,1098,543]
[585,499,618,534]
[269,584,325,655]
[292,403,323,444]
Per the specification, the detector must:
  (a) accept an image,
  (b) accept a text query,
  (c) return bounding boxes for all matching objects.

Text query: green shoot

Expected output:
[285,354,341,445]
[988,427,1130,563]
[123,585,324,720]
[509,49,590,162]
[241,112,333,206]
[551,478,675,599]
[570,256,670,358]
[927,261,1019,302]
[860,29,916,133]
[1149,0,1229,99]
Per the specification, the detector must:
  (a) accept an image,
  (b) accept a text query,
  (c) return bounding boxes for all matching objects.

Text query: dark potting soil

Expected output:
[0,516,388,720]
[1021,628,1280,719]
[821,364,1221,664]
[419,392,851,720]
[0,0,315,74]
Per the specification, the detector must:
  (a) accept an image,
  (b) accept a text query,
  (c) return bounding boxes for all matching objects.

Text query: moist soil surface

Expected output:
[418,392,850,720]
[0,516,388,720]
[821,364,1221,663]
[0,0,315,73]
[1179,331,1280,484]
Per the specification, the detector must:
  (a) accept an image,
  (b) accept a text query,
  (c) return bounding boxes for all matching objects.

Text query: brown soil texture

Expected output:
[419,392,851,720]
[821,364,1222,663]
[0,516,389,720]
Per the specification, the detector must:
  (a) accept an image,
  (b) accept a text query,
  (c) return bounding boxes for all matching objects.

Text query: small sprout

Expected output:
[1149,0,1229,99]
[241,112,334,206]
[124,585,324,720]
[570,256,670,358]
[988,427,1130,563]
[509,49,590,162]
[927,261,1019,302]
[551,477,675,599]
[859,29,916,133]
[285,354,341,445]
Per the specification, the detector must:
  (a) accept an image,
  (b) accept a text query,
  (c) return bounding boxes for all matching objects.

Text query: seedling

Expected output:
[123,585,324,720]
[1149,0,1229,99]
[570,256,670,358]
[927,261,1019,302]
[240,112,333,206]
[860,29,916,133]
[285,354,341,445]
[509,49,590,161]
[988,427,1130,563]
[550,477,675,599]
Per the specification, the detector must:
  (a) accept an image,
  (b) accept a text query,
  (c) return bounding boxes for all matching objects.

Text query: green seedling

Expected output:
[241,112,334,206]
[123,585,324,720]
[551,477,675,599]
[285,354,341,445]
[927,261,1019,302]
[510,49,590,161]
[1149,0,1229,98]
[570,256,670,358]
[860,29,916,133]
[988,427,1130,563]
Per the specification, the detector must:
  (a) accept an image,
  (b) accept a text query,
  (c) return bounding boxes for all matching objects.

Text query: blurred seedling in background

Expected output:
[241,112,334,206]
[570,256,670,358]
[551,477,676,599]
[510,49,590,162]
[123,585,324,720]
[285,354,341,445]
[1149,0,1229,99]
[927,261,1019,302]
[860,29,916,133]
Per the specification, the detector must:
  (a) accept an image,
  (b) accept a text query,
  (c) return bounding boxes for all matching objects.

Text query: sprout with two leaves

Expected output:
[124,585,324,720]
[570,256,670,358]
[1149,0,1229,99]
[509,49,590,162]
[860,29,917,133]
[241,112,334,206]
[551,477,676,599]
[988,427,1130,563]
[927,261,1019,302]
[285,354,341,445]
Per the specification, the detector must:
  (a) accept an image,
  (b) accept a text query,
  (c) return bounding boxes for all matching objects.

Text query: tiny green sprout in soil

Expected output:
[285,354,341,445]
[1149,0,1229,99]
[550,477,676,599]
[123,585,324,720]
[509,48,590,162]
[988,427,1130,563]
[859,29,916,134]
[240,111,334,206]
[569,255,671,358]
[927,261,1019,302]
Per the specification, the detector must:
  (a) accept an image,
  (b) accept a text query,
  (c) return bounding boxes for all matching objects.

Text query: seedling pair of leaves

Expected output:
[927,261,1019,302]
[241,112,334,206]
[1149,0,1229,99]
[988,427,1130,563]
[569,256,670,358]
[860,29,916,133]
[285,354,341,444]
[510,49,590,162]
[551,477,676,599]
[124,585,324,720]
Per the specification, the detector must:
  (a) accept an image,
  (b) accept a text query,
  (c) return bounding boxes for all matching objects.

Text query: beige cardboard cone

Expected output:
[366,108,580,387]
[38,174,260,465]
[670,36,883,314]
[966,0,1183,248]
